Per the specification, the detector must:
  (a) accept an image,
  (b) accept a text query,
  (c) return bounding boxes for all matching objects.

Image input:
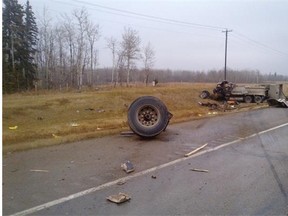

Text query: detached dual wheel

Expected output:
[127,96,173,138]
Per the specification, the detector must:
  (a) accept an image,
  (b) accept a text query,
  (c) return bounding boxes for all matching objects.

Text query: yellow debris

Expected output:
[9,126,18,130]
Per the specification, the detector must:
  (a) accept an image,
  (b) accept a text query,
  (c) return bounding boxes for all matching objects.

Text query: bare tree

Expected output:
[62,13,77,88]
[36,6,53,89]
[54,24,68,89]
[142,42,155,86]
[115,49,126,86]
[120,27,141,86]
[73,8,88,90]
[106,36,118,85]
[86,20,100,87]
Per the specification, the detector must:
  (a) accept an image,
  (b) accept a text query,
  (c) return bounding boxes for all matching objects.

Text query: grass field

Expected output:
[3,82,286,153]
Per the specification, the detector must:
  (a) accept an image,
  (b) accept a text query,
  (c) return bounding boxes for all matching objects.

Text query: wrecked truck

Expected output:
[200,81,288,107]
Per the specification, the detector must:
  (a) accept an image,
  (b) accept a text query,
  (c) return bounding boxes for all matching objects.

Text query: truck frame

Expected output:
[200,81,287,107]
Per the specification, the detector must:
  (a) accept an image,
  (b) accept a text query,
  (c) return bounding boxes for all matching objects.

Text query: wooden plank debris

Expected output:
[120,131,135,136]
[30,169,49,172]
[190,168,209,173]
[184,143,208,157]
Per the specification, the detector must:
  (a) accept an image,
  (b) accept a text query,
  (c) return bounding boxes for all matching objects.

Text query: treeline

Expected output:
[75,68,288,86]
[2,1,288,93]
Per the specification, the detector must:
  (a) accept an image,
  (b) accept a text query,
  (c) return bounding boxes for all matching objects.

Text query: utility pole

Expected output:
[222,29,232,80]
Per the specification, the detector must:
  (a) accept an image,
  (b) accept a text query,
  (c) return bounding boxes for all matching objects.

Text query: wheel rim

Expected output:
[245,96,252,103]
[254,96,262,103]
[137,105,159,127]
[200,93,206,98]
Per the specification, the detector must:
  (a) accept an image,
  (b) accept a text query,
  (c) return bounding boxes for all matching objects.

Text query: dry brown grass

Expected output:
[3,82,285,153]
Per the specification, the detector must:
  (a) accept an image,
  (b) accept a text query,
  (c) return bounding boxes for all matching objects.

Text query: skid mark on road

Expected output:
[10,122,288,216]
[259,134,287,200]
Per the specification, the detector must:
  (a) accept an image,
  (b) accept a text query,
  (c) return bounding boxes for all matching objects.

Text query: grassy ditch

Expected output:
[3,82,282,153]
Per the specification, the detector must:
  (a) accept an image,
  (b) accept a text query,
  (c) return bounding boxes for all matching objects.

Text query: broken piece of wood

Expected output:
[120,131,135,136]
[30,169,49,173]
[184,143,208,157]
[107,193,131,204]
[190,168,209,173]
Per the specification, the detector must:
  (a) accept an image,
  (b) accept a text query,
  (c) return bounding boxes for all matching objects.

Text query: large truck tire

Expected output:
[127,96,172,138]
[254,95,263,103]
[244,95,253,103]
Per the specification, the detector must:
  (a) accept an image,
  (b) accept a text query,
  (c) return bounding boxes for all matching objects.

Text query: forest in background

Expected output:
[3,0,288,93]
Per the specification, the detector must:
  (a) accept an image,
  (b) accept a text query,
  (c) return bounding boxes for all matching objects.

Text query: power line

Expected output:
[49,0,288,61]
[68,0,288,58]
[232,31,288,56]
[70,0,226,31]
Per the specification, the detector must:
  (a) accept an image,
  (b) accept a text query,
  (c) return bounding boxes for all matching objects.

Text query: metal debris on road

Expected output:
[120,131,135,136]
[117,180,126,185]
[267,98,288,108]
[190,168,209,173]
[121,161,135,173]
[106,193,131,204]
[184,143,208,157]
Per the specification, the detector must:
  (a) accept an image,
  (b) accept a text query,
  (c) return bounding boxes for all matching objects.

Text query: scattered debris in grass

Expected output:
[85,108,95,111]
[52,134,60,138]
[70,123,79,127]
[97,109,105,113]
[198,101,220,110]
[97,126,102,130]
[4,83,279,152]
[208,112,218,115]
[9,126,18,130]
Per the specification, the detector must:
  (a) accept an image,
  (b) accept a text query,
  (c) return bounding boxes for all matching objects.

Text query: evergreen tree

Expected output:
[22,0,38,90]
[2,0,38,93]
[2,0,25,92]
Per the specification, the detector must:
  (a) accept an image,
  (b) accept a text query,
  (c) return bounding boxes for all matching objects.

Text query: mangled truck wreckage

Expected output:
[200,81,288,108]
[127,82,286,138]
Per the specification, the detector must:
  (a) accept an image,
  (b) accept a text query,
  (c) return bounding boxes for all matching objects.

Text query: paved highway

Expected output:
[3,108,288,215]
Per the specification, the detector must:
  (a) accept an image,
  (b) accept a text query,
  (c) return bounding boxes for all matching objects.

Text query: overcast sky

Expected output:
[18,0,288,75]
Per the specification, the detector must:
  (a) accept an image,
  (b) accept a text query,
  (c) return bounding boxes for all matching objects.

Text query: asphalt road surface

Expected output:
[3,107,288,215]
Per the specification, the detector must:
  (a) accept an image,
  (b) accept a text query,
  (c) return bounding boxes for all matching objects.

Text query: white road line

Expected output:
[10,122,288,216]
